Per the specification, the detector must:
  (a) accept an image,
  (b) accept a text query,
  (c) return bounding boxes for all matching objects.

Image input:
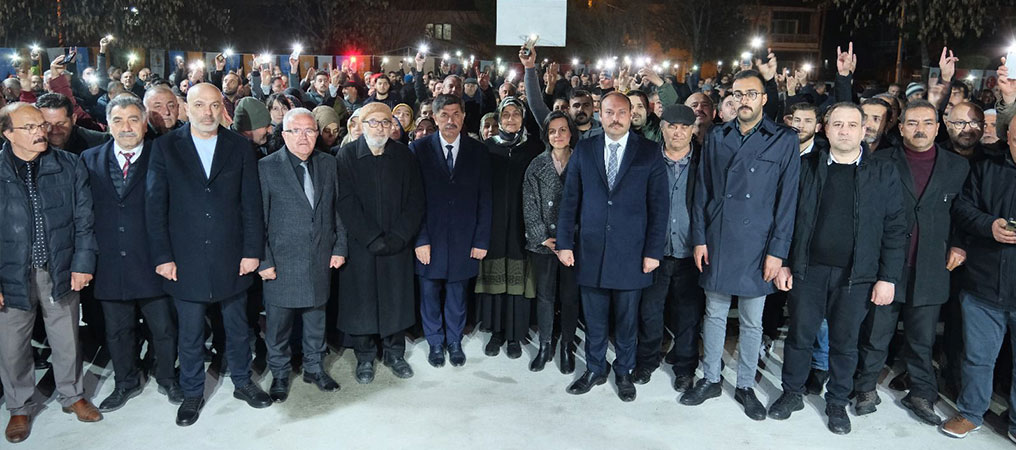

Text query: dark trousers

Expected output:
[637,257,704,375]
[531,252,580,345]
[781,265,870,406]
[419,278,468,348]
[100,296,177,389]
[581,286,640,377]
[855,267,942,400]
[176,293,252,398]
[353,331,406,363]
[264,303,326,378]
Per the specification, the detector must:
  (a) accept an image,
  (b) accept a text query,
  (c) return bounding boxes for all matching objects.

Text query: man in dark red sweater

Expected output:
[854,100,971,425]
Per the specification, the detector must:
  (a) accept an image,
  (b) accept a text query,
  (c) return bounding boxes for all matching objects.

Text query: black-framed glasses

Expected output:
[364,119,393,129]
[731,90,761,102]
[945,120,983,131]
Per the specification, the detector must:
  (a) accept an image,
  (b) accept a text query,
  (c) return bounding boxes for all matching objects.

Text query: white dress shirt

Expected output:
[604,132,629,168]
[114,142,144,171]
[439,133,462,167]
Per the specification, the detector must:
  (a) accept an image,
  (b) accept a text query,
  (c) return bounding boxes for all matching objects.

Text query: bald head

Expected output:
[187,83,224,135]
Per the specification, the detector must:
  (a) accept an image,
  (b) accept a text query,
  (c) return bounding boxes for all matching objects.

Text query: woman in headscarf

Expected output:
[313,105,343,153]
[338,108,363,148]
[480,112,498,141]
[521,110,581,373]
[392,103,414,134]
[477,97,543,360]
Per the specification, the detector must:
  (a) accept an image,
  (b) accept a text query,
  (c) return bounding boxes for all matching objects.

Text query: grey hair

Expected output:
[106,94,147,122]
[143,85,175,107]
[282,107,315,130]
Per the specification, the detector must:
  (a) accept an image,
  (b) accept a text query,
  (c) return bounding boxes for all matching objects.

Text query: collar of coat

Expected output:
[717,115,780,138]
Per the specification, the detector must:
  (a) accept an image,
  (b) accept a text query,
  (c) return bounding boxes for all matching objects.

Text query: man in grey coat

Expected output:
[258,108,346,402]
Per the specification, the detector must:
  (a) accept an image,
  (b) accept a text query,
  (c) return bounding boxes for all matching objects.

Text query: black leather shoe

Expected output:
[355,361,375,384]
[428,345,446,368]
[485,334,505,357]
[158,381,184,405]
[233,382,272,409]
[902,395,942,425]
[889,370,910,392]
[448,342,466,367]
[269,377,290,402]
[530,342,553,372]
[663,351,678,365]
[175,397,204,427]
[805,369,829,395]
[303,371,340,392]
[99,384,144,412]
[506,340,522,359]
[567,369,608,395]
[767,391,804,420]
[826,404,851,434]
[680,379,721,405]
[673,374,693,392]
[559,343,575,375]
[33,348,51,370]
[383,356,414,379]
[735,387,766,421]
[632,366,653,385]
[616,373,637,402]
[854,390,881,415]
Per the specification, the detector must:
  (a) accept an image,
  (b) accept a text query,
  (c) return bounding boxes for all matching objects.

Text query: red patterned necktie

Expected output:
[120,152,135,179]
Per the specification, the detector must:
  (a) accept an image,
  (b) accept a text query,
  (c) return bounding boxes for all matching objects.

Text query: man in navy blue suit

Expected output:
[410,94,492,369]
[556,91,669,402]
[146,83,272,427]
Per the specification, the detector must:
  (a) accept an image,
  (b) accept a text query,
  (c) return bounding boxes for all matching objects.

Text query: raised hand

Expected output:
[939,46,959,82]
[998,57,1016,105]
[755,48,777,81]
[519,45,536,69]
[836,42,857,77]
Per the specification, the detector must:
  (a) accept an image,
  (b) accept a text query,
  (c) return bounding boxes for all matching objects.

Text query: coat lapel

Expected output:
[890,147,917,201]
[101,141,122,198]
[277,148,312,211]
[311,151,326,210]
[433,133,454,178]
[611,133,640,191]
[178,125,210,183]
[592,134,609,189]
[120,141,152,199]
[206,128,232,184]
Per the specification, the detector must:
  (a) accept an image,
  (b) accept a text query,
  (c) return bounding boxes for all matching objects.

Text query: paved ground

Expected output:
[3,325,1013,450]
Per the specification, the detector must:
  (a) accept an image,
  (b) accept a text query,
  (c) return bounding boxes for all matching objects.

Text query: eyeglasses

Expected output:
[11,123,52,134]
[364,119,393,129]
[946,120,983,131]
[283,128,319,137]
[731,90,761,102]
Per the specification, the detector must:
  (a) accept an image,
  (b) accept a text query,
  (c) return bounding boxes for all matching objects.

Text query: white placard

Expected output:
[496,0,567,47]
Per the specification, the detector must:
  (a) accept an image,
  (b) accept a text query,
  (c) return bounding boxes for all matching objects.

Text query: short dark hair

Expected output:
[420,98,433,108]
[541,110,579,149]
[432,93,464,114]
[825,101,866,123]
[861,97,891,116]
[267,93,293,112]
[900,99,939,123]
[626,89,650,112]
[952,83,970,100]
[106,94,146,122]
[569,89,592,102]
[35,92,73,118]
[732,69,766,89]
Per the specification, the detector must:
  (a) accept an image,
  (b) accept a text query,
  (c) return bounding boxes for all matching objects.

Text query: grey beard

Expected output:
[365,135,389,149]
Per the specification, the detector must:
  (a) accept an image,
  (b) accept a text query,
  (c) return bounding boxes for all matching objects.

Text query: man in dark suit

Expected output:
[81,96,182,413]
[410,94,492,368]
[146,83,272,427]
[683,70,800,420]
[853,100,971,425]
[556,91,669,402]
[257,107,344,402]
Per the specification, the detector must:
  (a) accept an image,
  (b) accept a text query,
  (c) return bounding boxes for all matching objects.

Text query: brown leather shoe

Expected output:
[5,415,30,443]
[940,415,980,438]
[61,399,103,422]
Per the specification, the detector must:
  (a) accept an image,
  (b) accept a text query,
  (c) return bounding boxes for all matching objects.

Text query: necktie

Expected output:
[120,151,135,179]
[606,142,620,189]
[25,161,48,268]
[300,161,315,208]
[445,144,455,174]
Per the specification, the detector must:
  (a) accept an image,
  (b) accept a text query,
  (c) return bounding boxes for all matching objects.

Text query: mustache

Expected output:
[607,122,623,127]
[913,132,928,139]
[117,132,138,139]
[33,137,47,144]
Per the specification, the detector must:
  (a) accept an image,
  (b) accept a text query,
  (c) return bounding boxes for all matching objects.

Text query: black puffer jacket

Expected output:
[787,148,907,286]
[0,144,97,310]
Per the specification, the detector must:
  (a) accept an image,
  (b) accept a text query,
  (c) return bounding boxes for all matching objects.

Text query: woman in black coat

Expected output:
[476,97,542,359]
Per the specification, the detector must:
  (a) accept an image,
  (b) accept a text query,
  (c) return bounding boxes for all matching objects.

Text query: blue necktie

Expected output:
[445,144,455,175]
[606,142,620,189]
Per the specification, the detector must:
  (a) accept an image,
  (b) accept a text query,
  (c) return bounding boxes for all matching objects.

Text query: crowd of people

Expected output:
[0,34,1015,445]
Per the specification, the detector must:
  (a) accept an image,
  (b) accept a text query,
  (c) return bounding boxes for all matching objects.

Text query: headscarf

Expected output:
[392,103,414,131]
[492,96,527,147]
[312,105,341,132]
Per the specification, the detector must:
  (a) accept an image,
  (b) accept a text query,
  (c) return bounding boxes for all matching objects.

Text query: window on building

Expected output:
[426,23,453,41]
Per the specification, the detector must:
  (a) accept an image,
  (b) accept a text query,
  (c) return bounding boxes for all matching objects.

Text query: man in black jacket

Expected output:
[942,112,1016,439]
[81,96,182,413]
[36,93,109,154]
[146,83,272,427]
[0,102,102,443]
[853,100,971,425]
[767,102,906,434]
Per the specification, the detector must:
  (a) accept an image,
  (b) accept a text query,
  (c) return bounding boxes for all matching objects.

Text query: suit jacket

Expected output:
[876,145,970,306]
[146,125,264,302]
[410,132,492,282]
[257,148,346,309]
[81,140,165,301]
[556,132,669,290]
[691,117,800,298]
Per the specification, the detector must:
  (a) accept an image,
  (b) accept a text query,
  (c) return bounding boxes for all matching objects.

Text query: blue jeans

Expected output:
[811,319,829,371]
[702,291,766,389]
[957,291,1016,432]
